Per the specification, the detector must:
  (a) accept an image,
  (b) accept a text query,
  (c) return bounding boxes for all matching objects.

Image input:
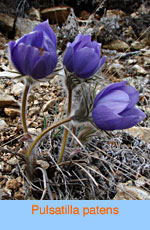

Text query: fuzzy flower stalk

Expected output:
[26,116,72,177]
[92,81,146,130]
[58,34,106,163]
[8,20,57,133]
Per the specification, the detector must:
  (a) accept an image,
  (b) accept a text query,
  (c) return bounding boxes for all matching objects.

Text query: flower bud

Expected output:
[8,20,57,80]
[63,34,105,79]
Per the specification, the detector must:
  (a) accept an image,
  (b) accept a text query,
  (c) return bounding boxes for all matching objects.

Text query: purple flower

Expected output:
[92,81,146,130]
[8,20,57,79]
[63,34,106,79]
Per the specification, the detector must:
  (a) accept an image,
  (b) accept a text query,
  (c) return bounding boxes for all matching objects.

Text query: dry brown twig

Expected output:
[35,167,54,200]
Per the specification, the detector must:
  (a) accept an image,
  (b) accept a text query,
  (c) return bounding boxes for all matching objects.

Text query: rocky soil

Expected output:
[0,0,150,200]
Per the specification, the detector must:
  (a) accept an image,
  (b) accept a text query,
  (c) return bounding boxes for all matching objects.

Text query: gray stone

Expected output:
[103,40,129,52]
[42,99,57,112]
[128,59,137,65]
[36,160,49,169]
[7,157,17,166]
[0,90,18,107]
[0,13,15,36]
[131,41,145,50]
[0,119,7,129]
[126,127,150,143]
[41,6,71,25]
[133,64,147,75]
[4,107,20,118]
[144,50,150,57]
[109,63,123,71]
[28,7,41,21]
[15,17,39,37]
[0,71,21,78]
[0,32,6,49]
[11,82,24,96]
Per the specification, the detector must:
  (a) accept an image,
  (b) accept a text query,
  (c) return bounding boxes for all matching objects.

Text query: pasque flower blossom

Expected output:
[8,20,57,79]
[63,34,106,79]
[92,81,146,130]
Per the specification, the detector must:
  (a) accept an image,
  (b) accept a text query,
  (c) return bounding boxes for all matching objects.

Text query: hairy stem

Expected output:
[26,116,72,161]
[58,88,72,163]
[21,80,30,133]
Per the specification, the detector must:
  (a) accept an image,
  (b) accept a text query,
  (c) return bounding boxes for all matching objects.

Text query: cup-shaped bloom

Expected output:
[92,81,146,130]
[63,34,106,79]
[8,20,57,79]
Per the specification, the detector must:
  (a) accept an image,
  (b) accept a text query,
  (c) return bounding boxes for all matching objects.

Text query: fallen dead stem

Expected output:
[16,162,45,194]
[62,124,90,156]
[54,160,110,192]
[1,134,25,147]
[48,178,88,186]
[55,159,86,167]
[71,170,86,186]
[35,167,54,200]
[73,162,99,187]
[47,150,70,198]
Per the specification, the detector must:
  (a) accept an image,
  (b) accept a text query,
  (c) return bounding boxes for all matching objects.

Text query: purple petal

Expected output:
[11,42,57,79]
[71,34,84,46]
[43,35,57,53]
[93,81,127,107]
[34,20,57,47]
[119,85,139,110]
[73,34,92,51]
[8,41,16,67]
[63,46,74,72]
[98,55,106,69]
[14,30,56,54]
[92,104,120,130]
[16,31,43,48]
[97,89,130,114]
[86,41,101,56]
[8,41,16,52]
[118,107,146,129]
[23,46,41,76]
[110,115,145,130]
[11,43,40,76]
[73,47,100,76]
[120,107,146,119]
[10,43,27,74]
[31,51,57,79]
[92,105,146,130]
[77,67,99,79]
[16,29,56,53]
[77,55,105,79]
[66,42,72,48]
